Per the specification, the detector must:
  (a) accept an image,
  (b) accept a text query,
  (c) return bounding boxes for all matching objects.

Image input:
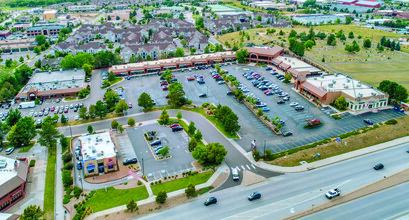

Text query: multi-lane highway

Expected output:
[135,142,409,220]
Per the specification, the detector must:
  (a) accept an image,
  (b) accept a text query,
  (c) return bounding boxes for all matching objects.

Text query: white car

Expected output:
[325,188,341,199]
[290,102,299,107]
[75,116,79,120]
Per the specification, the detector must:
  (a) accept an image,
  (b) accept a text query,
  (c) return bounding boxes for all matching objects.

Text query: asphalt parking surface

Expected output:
[127,123,195,182]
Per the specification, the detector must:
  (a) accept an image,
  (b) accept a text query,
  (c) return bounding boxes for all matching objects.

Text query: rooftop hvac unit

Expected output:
[357,83,362,87]
[346,79,350,82]
[60,68,63,72]
[314,77,317,80]
[328,83,333,88]
[92,147,96,153]
[344,84,349,88]
[359,93,363,97]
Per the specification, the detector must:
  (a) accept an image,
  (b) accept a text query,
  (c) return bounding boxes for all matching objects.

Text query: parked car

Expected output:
[128,102,132,108]
[169,124,180,128]
[123,158,138,166]
[373,163,384,170]
[77,162,82,170]
[5,147,15,155]
[283,131,293,137]
[199,93,207,98]
[218,81,225,84]
[172,126,183,132]
[266,67,272,71]
[162,85,169,90]
[277,100,285,104]
[248,192,261,201]
[261,107,270,112]
[363,119,374,125]
[295,106,304,111]
[283,96,290,101]
[187,76,195,81]
[204,197,217,206]
[226,91,233,96]
[197,79,205,84]
[290,102,298,107]
[151,140,162,146]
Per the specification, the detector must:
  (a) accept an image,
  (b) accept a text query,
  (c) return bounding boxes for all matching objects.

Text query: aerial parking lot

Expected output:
[126,122,195,182]
[118,64,406,154]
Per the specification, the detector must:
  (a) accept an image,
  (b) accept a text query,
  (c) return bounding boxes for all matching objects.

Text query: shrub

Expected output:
[331,114,342,120]
[385,119,398,125]
[63,162,74,170]
[185,184,197,198]
[29,160,36,167]
[137,180,142,185]
[62,152,72,164]
[150,182,154,186]
[73,186,83,199]
[252,151,261,161]
[158,180,162,184]
[62,170,73,188]
[156,191,168,204]
[164,176,167,180]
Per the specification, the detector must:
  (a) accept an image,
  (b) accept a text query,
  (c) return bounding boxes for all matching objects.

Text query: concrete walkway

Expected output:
[246,135,409,173]
[55,140,67,220]
[85,162,229,220]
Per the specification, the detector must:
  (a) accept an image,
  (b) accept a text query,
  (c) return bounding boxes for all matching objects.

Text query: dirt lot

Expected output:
[284,167,409,219]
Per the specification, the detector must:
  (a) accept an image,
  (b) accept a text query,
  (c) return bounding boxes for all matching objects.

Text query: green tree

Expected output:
[128,118,136,126]
[0,121,9,146]
[7,117,36,148]
[188,138,198,152]
[185,183,197,198]
[146,55,152,61]
[35,34,46,46]
[192,142,227,165]
[283,74,292,83]
[168,82,186,107]
[236,49,249,63]
[78,107,87,120]
[334,95,347,110]
[187,121,196,135]
[289,29,297,38]
[177,111,182,120]
[327,34,336,46]
[62,170,73,187]
[156,191,168,204]
[363,39,371,48]
[126,200,138,212]
[137,92,153,110]
[348,31,354,39]
[175,47,185,57]
[83,63,93,75]
[193,129,202,142]
[61,114,67,125]
[158,146,169,156]
[87,125,93,134]
[118,124,124,133]
[115,99,129,113]
[6,108,21,127]
[38,119,60,149]
[181,39,187,46]
[20,205,44,220]
[378,80,408,104]
[108,71,116,81]
[95,100,107,119]
[88,104,96,119]
[111,120,119,129]
[19,56,24,63]
[346,16,352,24]
[158,109,169,125]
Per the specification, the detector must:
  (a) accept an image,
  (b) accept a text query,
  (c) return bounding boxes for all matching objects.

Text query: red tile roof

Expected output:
[301,82,327,98]
[243,45,284,57]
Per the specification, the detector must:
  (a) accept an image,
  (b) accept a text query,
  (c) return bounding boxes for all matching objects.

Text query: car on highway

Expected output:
[248,192,261,201]
[232,168,239,181]
[373,163,384,170]
[77,162,82,170]
[5,147,14,155]
[325,188,341,199]
[283,131,293,137]
[123,158,138,166]
[204,197,217,206]
[261,107,270,112]
[363,119,374,125]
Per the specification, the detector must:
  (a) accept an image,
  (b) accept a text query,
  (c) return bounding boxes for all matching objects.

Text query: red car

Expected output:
[187,77,195,81]
[162,85,169,90]
[264,90,272,94]
[160,81,168,86]
[169,123,180,128]
[213,75,220,78]
[50,106,55,111]
[165,94,169,98]
[128,102,132,108]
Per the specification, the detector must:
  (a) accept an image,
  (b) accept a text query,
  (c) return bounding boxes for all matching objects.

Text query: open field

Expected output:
[224,1,269,13]
[151,171,214,195]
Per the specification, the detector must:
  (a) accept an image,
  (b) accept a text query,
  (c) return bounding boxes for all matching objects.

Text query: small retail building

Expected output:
[244,45,284,64]
[15,68,86,101]
[0,157,29,213]
[294,73,389,111]
[79,132,118,176]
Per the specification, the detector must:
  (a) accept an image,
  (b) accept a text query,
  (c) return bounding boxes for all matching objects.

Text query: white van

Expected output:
[232,168,239,181]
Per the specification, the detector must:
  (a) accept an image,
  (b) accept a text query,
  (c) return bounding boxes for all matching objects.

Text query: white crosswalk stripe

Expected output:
[246,165,250,170]
[241,165,246,170]
[236,166,240,172]
[251,164,256,169]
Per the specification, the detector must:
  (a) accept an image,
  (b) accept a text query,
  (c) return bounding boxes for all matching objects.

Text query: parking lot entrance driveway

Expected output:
[127,123,195,182]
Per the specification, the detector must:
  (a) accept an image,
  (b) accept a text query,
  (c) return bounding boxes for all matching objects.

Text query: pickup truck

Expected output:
[325,188,341,199]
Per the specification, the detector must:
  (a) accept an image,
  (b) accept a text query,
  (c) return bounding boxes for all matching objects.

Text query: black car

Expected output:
[253,81,260,86]
[172,126,183,132]
[266,67,272,71]
[226,91,233,96]
[197,79,205,84]
[283,131,293,137]
[277,100,285,104]
[363,119,374,125]
[123,158,138,166]
[150,140,162,146]
[248,192,261,201]
[373,163,384,170]
[170,78,178,83]
[199,93,207,98]
[204,197,217,206]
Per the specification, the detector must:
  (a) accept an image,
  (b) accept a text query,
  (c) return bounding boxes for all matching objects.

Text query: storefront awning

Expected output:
[87,165,95,171]
[107,162,115,166]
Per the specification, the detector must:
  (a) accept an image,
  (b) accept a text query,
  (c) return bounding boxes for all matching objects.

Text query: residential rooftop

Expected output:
[79,132,116,162]
[306,73,386,99]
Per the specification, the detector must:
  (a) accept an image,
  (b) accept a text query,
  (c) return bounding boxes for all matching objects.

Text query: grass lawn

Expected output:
[192,14,201,20]
[224,1,269,13]
[329,62,409,74]
[268,116,409,167]
[101,77,123,88]
[61,137,71,153]
[85,186,149,212]
[55,113,124,127]
[151,171,214,195]
[401,84,409,91]
[43,148,56,219]
[178,119,206,148]
[64,97,77,101]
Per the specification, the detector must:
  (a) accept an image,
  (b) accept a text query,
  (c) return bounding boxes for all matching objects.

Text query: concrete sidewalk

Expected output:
[85,162,229,220]
[245,136,409,173]
[55,141,67,220]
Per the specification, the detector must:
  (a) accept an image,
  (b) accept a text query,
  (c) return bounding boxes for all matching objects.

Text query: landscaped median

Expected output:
[43,147,56,219]
[263,117,407,167]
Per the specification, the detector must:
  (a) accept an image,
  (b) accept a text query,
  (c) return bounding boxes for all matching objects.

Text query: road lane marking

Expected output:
[236,166,240,171]
[241,165,246,170]
[251,164,256,169]
[246,165,250,170]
